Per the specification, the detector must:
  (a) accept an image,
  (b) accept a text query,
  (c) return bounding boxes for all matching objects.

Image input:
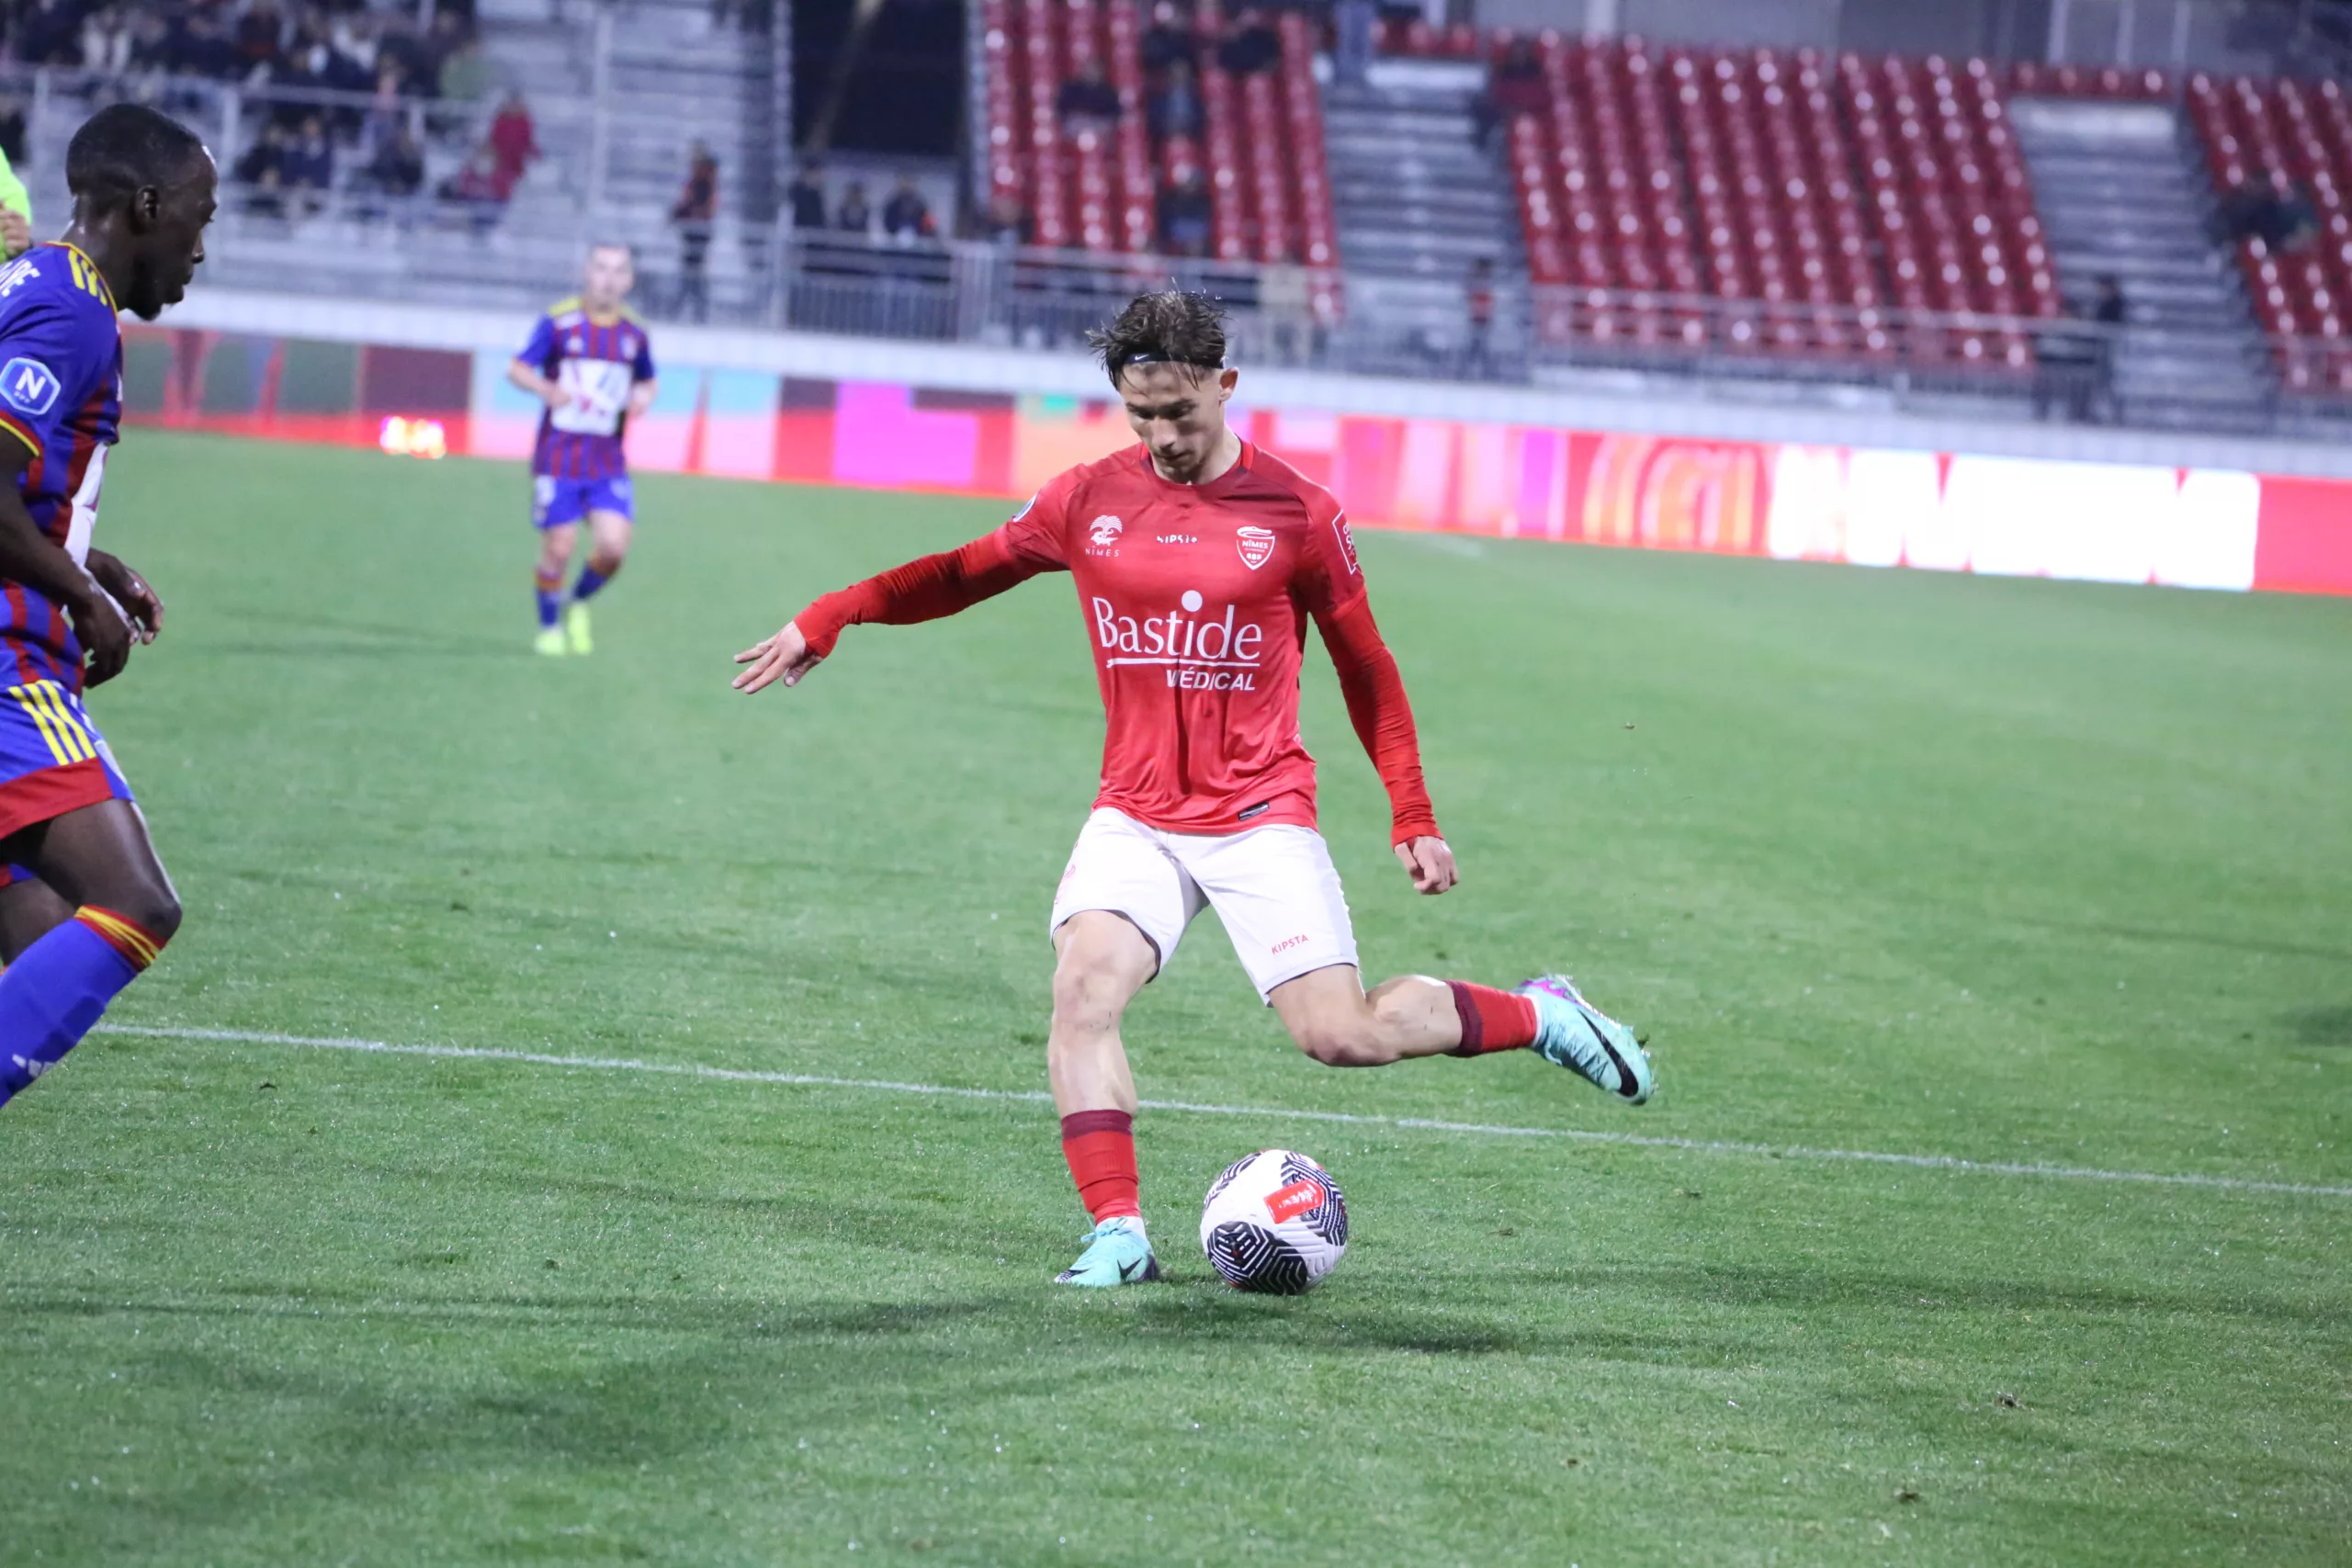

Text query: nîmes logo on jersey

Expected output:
[1236,525,1277,570]
[0,357,60,417]
[1092,590,1266,691]
[1088,514,1125,549]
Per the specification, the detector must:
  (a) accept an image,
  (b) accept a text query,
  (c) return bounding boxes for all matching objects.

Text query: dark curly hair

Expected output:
[67,103,207,207]
[1088,288,1228,386]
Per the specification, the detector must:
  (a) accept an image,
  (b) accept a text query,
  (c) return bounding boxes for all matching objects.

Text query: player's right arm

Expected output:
[505,315,571,408]
[0,442,132,684]
[732,480,1075,694]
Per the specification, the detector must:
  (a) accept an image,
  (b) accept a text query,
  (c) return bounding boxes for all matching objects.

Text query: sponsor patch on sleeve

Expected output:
[1331,511,1362,576]
[0,357,61,418]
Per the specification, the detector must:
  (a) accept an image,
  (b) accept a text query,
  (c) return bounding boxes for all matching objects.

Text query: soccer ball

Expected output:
[1198,1148,1349,1293]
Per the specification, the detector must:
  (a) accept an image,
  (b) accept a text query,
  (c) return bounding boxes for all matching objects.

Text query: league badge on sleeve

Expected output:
[1,358,61,418]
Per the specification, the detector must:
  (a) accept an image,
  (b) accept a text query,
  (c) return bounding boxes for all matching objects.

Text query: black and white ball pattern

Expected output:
[1198,1149,1349,1293]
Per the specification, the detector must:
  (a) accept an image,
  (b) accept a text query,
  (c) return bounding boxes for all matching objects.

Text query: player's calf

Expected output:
[0,899,173,1106]
[0,803,182,1107]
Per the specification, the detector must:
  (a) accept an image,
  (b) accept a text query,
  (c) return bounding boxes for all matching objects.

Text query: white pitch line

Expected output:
[95,1023,2352,1201]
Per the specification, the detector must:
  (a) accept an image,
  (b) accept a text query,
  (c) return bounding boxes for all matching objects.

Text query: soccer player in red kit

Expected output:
[733,291,1653,1285]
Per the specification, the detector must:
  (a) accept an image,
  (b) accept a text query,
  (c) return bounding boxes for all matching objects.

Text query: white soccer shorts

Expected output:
[1048,807,1360,1001]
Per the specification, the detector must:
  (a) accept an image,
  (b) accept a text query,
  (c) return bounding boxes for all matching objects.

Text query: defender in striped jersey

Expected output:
[508,244,658,656]
[0,106,213,1105]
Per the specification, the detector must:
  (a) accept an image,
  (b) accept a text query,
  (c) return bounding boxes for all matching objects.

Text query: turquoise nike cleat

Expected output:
[1053,1216,1161,1287]
[1516,975,1654,1105]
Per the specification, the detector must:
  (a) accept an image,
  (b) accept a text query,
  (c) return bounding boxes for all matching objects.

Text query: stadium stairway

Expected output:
[484,0,769,314]
[2010,96,2274,430]
[1320,62,1526,368]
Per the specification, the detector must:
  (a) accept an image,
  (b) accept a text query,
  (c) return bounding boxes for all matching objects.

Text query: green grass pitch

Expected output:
[5,430,2348,1565]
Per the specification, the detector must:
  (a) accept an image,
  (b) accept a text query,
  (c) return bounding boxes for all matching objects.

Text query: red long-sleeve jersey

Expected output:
[796,441,1441,845]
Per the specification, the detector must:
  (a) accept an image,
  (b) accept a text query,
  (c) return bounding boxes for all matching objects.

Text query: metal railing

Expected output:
[759,236,2352,433]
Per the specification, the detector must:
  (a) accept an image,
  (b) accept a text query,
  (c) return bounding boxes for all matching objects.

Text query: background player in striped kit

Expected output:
[0,104,213,1103]
[507,243,658,657]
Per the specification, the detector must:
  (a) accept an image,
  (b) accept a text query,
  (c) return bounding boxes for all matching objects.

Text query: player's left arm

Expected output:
[1316,593,1454,895]
[1297,499,1453,895]
[626,334,657,417]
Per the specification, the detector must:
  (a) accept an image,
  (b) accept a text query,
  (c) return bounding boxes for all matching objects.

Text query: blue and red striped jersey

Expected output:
[515,299,657,481]
[0,242,123,694]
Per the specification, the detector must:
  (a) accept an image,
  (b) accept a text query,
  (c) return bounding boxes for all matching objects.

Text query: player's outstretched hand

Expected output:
[86,550,164,645]
[1395,835,1457,896]
[732,619,824,694]
[68,583,136,687]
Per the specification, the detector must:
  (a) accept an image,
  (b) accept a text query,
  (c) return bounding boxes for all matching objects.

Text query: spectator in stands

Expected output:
[977,189,1033,247]
[364,62,408,155]
[334,10,381,74]
[671,141,719,321]
[1158,169,1212,256]
[2220,177,2318,254]
[1057,59,1123,132]
[1261,260,1311,363]
[365,122,425,206]
[1333,0,1374,85]
[376,15,436,97]
[236,0,286,73]
[1149,58,1202,140]
[235,122,291,218]
[127,7,175,74]
[1463,255,1496,378]
[1140,1,1194,69]
[174,10,243,80]
[82,6,136,74]
[2088,273,2126,422]
[425,8,473,83]
[437,147,508,234]
[439,31,493,105]
[1480,37,1546,149]
[282,112,334,215]
[14,0,82,66]
[882,175,935,243]
[488,92,540,193]
[835,180,873,235]
[787,163,828,230]
[1216,9,1280,74]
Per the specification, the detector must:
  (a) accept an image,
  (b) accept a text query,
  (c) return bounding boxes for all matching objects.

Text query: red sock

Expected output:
[1060,1109,1141,1222]
[1447,981,1541,1055]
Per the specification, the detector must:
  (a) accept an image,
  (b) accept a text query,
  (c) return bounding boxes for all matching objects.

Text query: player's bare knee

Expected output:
[113,881,180,942]
[588,551,625,578]
[1050,956,1129,1035]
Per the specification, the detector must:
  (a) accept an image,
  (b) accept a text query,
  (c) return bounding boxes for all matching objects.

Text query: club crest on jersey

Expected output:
[1088,514,1125,548]
[0,357,59,417]
[1236,525,1277,570]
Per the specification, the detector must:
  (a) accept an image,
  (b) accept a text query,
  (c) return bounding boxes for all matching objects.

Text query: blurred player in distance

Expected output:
[733,289,1654,1287]
[0,104,214,1104]
[507,243,656,656]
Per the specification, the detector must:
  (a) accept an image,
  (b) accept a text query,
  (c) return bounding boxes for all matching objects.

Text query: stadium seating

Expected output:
[1496,33,2060,370]
[2184,72,2352,394]
[979,0,1339,293]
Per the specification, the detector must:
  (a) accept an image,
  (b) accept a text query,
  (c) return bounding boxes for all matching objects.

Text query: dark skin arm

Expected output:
[0,441,143,684]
